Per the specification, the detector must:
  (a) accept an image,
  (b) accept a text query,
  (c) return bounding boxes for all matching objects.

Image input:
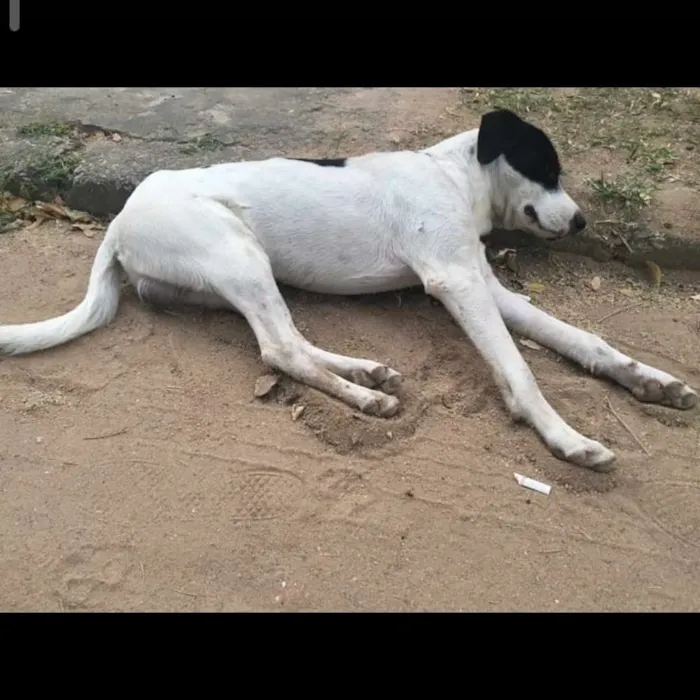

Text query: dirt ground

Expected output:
[0,218,699,612]
[1,88,700,612]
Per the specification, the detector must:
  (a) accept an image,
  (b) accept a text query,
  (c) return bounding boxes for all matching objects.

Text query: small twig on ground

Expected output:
[83,426,129,441]
[596,302,643,324]
[173,588,197,598]
[577,526,594,542]
[611,230,634,254]
[594,220,638,228]
[605,395,651,455]
[94,370,128,391]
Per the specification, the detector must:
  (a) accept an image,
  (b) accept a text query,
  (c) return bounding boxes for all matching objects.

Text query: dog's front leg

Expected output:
[415,257,615,470]
[479,251,698,410]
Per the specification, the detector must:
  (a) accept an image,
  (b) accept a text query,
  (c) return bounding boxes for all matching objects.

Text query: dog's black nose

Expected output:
[570,211,587,234]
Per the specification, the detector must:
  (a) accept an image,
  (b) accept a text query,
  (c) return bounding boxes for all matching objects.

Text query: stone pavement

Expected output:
[0,88,359,215]
[1,87,699,269]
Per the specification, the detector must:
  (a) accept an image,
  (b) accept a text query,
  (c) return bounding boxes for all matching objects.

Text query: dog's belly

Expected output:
[269,258,422,295]
[261,232,423,294]
[256,220,421,294]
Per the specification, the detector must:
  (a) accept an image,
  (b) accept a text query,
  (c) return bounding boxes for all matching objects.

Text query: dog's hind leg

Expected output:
[479,252,698,410]
[207,241,400,417]
[133,279,403,394]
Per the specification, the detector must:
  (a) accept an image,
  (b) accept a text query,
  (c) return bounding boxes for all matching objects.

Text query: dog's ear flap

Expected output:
[476,109,527,165]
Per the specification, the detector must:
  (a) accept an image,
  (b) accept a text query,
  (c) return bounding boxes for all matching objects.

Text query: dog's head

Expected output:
[477,109,585,240]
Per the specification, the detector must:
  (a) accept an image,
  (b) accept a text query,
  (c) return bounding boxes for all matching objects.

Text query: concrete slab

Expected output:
[0,87,463,215]
[0,88,350,142]
[1,87,700,269]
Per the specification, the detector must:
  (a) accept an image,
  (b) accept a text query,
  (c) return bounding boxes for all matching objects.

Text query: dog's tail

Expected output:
[0,223,122,356]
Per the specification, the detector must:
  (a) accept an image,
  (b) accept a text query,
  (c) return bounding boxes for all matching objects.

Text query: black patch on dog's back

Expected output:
[477,109,560,191]
[290,157,347,167]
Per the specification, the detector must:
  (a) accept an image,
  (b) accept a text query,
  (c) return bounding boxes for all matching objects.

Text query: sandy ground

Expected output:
[1,219,699,612]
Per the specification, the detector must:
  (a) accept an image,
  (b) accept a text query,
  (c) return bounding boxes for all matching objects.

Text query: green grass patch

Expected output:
[16,121,72,138]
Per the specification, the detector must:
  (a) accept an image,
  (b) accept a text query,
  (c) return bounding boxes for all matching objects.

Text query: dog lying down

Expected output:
[0,108,696,471]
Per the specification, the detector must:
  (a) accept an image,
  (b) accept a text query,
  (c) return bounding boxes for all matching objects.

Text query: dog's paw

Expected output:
[550,435,616,472]
[349,365,402,394]
[360,391,400,418]
[370,366,403,395]
[632,378,697,410]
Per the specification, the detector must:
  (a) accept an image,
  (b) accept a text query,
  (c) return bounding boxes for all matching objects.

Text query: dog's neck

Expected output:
[424,130,509,232]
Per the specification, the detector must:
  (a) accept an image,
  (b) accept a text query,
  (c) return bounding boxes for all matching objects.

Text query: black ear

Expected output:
[476,109,528,165]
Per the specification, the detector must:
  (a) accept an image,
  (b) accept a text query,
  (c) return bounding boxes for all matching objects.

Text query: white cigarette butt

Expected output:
[514,472,552,496]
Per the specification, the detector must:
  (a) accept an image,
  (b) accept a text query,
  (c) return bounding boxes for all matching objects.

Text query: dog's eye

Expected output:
[524,204,538,223]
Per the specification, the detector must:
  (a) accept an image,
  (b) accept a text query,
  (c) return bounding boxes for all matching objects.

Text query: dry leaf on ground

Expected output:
[35,201,69,219]
[64,208,93,224]
[33,201,94,225]
[22,211,52,229]
[519,339,542,350]
[254,374,279,398]
[71,223,103,238]
[1,195,28,213]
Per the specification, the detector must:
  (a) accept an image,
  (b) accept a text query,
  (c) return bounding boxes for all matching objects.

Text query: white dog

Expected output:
[0,109,696,471]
